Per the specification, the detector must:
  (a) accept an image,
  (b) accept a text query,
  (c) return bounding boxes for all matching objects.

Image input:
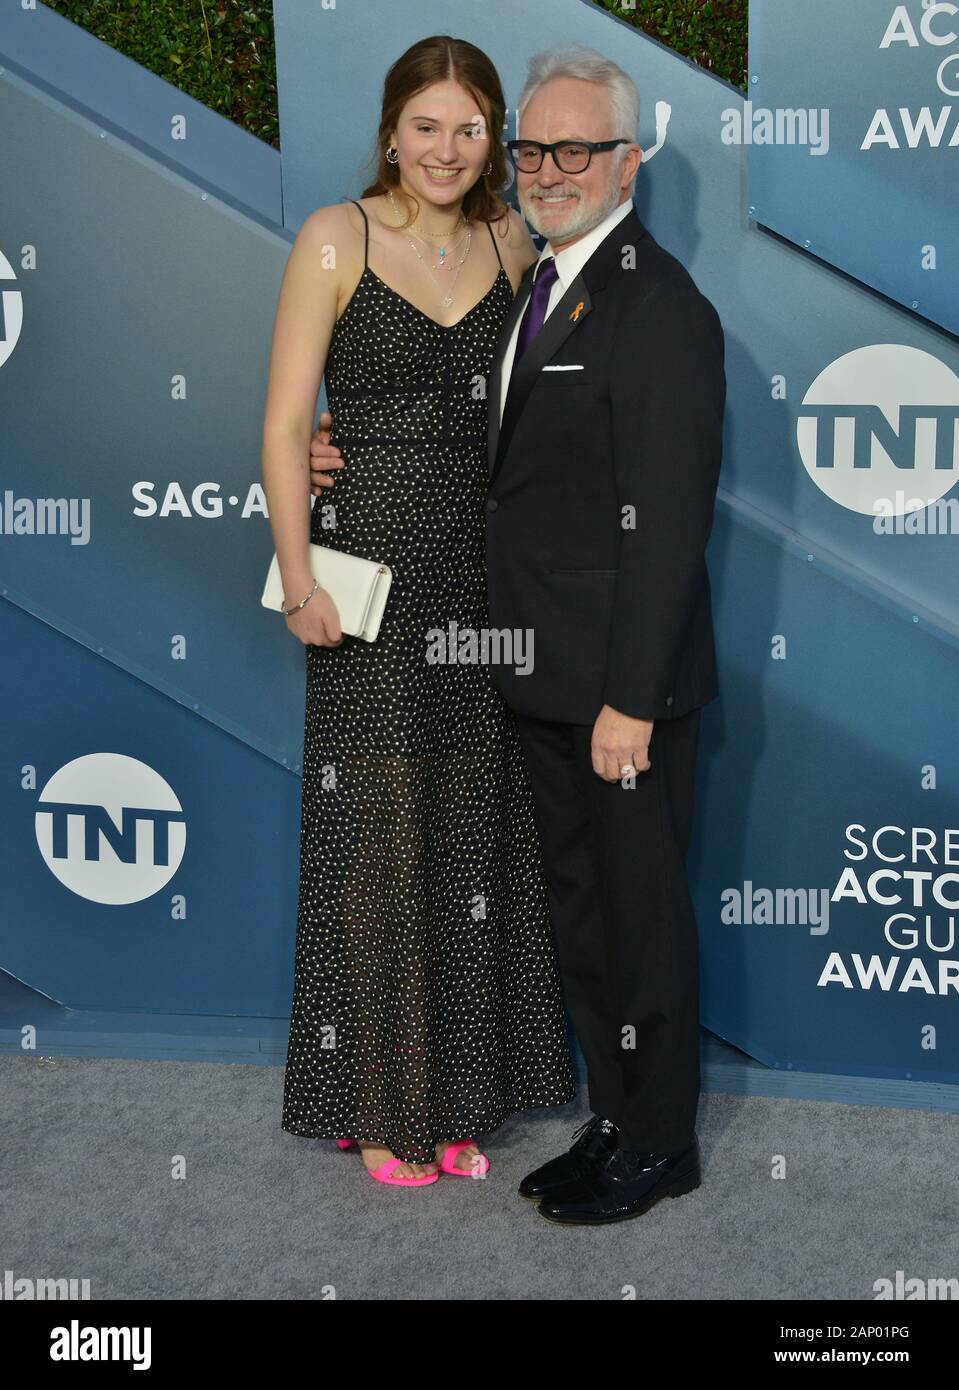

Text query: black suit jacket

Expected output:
[484,203,726,725]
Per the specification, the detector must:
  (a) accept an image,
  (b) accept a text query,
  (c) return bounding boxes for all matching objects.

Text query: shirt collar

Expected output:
[535,197,634,293]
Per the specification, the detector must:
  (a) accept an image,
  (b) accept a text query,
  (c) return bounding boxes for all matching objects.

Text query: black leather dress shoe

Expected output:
[518,1116,620,1201]
[536,1135,701,1225]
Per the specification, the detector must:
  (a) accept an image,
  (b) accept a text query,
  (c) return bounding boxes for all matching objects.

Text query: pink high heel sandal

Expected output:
[335,1138,438,1187]
[438,1138,490,1179]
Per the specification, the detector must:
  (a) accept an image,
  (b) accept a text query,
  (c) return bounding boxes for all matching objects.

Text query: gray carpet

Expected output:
[3,1053,957,1300]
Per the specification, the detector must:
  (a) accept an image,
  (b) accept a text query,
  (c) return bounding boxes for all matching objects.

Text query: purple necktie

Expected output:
[514,255,559,361]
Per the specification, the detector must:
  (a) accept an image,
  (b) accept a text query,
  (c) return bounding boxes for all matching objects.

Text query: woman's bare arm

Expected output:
[261,204,353,607]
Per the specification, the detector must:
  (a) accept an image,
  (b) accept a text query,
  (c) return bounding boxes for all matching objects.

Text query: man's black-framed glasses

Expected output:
[506,138,629,174]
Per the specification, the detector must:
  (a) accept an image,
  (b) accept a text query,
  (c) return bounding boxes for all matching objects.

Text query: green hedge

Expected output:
[43,0,747,150]
[45,1,280,144]
[592,1,747,90]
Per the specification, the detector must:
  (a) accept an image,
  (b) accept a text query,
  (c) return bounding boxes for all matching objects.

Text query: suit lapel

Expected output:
[493,274,594,479]
[489,204,650,483]
[487,261,535,473]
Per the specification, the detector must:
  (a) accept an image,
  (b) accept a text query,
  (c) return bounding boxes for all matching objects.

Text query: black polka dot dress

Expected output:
[280,202,576,1164]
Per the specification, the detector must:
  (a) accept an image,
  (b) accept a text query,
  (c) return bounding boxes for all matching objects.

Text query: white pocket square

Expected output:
[541,363,585,371]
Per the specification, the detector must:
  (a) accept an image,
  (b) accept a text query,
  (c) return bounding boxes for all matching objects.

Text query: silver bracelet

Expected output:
[281,579,318,617]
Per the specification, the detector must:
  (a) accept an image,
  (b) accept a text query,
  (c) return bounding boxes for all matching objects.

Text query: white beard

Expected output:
[520,157,625,244]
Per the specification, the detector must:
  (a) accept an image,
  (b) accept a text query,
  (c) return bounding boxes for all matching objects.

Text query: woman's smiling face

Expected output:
[390,79,491,210]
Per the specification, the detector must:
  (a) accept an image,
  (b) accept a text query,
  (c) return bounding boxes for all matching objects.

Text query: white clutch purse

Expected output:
[261,543,392,642]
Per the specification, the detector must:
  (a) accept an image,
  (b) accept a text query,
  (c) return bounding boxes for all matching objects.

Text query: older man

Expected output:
[311,45,726,1226]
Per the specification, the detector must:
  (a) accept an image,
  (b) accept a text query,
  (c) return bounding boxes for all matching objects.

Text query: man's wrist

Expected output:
[602,691,663,721]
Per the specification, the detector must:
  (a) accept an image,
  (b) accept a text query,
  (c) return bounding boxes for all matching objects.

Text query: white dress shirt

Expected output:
[499,197,634,423]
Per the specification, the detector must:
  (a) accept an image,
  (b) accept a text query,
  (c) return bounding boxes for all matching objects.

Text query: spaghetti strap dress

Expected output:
[280,201,576,1164]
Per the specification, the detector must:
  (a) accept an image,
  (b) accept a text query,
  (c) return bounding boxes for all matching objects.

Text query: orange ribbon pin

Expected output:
[569,301,585,322]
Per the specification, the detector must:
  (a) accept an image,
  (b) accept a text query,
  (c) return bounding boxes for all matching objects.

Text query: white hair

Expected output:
[515,45,640,142]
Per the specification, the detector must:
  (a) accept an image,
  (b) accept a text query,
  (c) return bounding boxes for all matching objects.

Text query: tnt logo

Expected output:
[1,248,24,369]
[35,754,186,904]
[797,345,959,515]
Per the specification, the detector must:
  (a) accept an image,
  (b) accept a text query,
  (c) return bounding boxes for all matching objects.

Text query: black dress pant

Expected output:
[512,707,703,1154]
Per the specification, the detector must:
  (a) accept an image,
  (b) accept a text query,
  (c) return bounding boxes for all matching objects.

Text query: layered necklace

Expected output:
[388,188,472,309]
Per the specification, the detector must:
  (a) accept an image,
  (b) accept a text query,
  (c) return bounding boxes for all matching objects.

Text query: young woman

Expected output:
[261,35,575,1187]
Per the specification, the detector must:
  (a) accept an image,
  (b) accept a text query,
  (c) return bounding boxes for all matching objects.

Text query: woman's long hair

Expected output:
[361,35,509,229]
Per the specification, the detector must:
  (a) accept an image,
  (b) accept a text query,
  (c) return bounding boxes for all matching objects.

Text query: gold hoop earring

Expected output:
[386,146,399,165]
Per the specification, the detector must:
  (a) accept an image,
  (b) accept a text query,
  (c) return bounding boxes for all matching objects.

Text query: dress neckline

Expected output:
[339,264,511,333]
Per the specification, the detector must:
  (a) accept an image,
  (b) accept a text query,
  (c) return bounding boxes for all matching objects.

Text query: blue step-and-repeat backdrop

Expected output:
[1,0,957,1084]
